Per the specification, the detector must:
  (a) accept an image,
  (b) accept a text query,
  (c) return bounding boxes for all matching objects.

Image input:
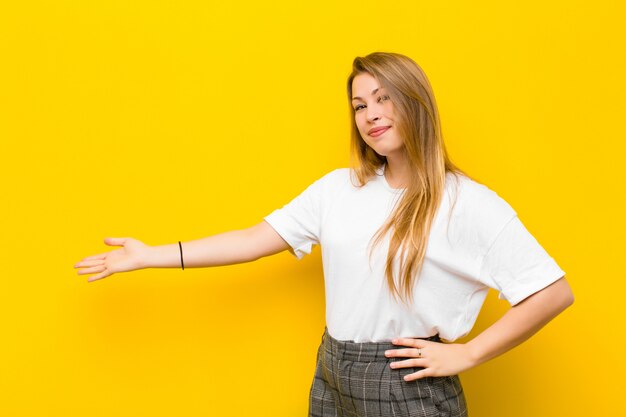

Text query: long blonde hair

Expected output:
[347,52,468,305]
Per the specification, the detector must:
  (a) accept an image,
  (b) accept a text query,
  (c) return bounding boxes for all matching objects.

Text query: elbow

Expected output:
[556,277,575,312]
[563,287,575,310]
[534,276,574,314]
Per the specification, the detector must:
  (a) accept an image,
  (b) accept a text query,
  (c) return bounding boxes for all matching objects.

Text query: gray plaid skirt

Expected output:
[308,327,468,417]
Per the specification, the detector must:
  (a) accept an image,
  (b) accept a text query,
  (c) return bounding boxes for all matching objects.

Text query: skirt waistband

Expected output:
[321,327,441,362]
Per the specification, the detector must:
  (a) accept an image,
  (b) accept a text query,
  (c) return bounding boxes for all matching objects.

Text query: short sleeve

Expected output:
[262,173,328,260]
[478,215,566,306]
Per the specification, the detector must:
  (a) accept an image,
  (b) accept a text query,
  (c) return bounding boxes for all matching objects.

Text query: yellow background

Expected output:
[1,1,624,416]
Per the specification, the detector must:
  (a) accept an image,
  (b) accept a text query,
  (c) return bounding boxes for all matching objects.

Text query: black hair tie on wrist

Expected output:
[178,241,185,270]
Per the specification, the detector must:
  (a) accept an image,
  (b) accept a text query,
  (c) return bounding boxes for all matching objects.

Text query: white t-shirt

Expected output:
[263,166,565,342]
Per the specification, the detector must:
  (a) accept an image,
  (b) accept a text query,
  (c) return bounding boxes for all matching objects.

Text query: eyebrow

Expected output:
[351,87,383,101]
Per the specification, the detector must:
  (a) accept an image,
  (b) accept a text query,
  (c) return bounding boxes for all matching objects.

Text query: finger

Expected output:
[385,348,422,358]
[403,368,431,382]
[104,237,129,246]
[88,272,110,282]
[78,253,108,262]
[76,265,106,276]
[391,338,429,348]
[389,358,427,369]
[74,260,105,269]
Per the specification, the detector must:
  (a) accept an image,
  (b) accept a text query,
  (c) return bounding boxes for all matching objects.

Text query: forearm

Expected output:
[144,229,255,269]
[465,277,574,367]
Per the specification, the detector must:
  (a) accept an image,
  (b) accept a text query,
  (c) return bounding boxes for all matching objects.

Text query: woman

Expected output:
[74,52,574,417]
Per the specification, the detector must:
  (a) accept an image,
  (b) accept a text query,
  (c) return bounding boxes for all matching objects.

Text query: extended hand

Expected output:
[384,338,476,381]
[74,237,151,282]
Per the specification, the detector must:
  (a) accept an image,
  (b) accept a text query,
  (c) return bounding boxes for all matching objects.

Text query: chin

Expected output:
[371,147,399,157]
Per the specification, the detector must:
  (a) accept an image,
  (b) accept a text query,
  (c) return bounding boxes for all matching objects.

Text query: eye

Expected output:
[353,95,390,112]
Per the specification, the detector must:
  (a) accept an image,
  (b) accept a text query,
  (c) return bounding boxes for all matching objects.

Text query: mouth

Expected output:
[368,126,390,137]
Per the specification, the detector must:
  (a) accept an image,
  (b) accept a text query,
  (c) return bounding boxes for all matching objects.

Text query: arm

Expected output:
[145,221,291,268]
[386,276,574,380]
[74,221,291,282]
[464,276,574,366]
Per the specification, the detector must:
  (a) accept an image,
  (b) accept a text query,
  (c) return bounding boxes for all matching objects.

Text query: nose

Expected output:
[366,107,382,123]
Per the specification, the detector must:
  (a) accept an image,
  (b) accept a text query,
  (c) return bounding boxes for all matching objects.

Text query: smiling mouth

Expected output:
[369,127,390,137]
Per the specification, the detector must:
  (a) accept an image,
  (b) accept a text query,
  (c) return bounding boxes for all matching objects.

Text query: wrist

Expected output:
[141,245,159,269]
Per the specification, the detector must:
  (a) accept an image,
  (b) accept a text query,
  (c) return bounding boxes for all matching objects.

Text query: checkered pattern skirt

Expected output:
[308,327,468,417]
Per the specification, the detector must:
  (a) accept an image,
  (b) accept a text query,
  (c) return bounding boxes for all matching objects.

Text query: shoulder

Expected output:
[446,173,517,242]
[324,167,351,181]
[313,167,353,188]
[453,174,515,214]
[293,168,353,199]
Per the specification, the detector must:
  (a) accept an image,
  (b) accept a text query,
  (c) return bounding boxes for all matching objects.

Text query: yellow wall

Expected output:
[1,1,623,415]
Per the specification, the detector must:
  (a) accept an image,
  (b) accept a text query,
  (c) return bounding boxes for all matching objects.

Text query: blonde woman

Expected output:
[74,52,574,417]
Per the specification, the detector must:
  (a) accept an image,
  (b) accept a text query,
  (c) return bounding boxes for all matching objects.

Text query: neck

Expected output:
[384,152,410,189]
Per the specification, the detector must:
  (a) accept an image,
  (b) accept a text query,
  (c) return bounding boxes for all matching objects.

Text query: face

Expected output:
[351,72,404,158]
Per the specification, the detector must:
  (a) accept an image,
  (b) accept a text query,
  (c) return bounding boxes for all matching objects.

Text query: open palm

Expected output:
[74,237,151,282]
